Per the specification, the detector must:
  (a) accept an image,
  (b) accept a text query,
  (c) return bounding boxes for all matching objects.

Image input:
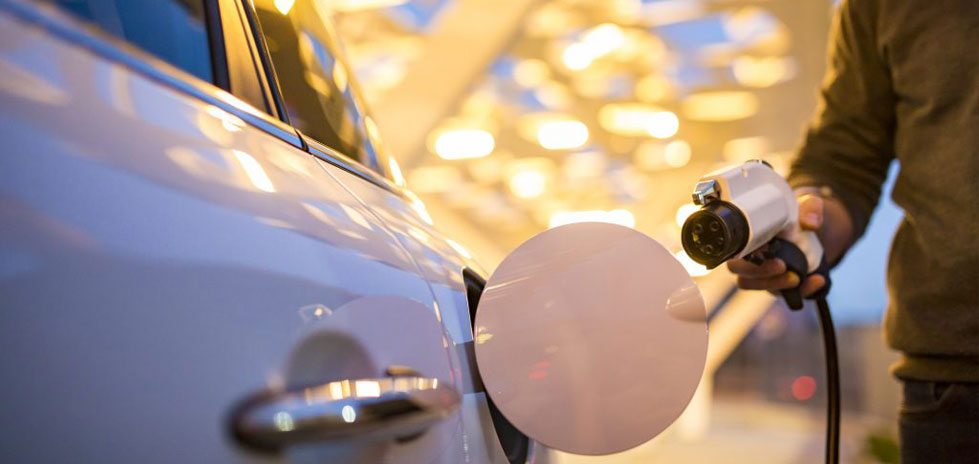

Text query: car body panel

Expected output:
[0,7,486,462]
[313,154,532,464]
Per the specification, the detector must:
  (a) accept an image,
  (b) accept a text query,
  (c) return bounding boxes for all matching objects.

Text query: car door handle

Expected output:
[230,375,460,451]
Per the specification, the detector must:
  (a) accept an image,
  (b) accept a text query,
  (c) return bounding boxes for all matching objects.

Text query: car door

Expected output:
[0,1,464,462]
[236,1,536,462]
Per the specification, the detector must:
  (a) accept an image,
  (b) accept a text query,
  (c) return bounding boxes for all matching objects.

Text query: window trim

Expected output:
[1,0,303,149]
[203,0,230,91]
[305,135,403,194]
[238,0,404,197]
[235,0,289,125]
[215,0,272,115]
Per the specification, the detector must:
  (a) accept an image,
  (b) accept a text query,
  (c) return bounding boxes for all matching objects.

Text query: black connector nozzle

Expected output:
[681,201,749,269]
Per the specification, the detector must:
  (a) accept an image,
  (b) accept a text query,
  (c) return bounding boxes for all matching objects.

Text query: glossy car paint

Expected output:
[0,3,526,462]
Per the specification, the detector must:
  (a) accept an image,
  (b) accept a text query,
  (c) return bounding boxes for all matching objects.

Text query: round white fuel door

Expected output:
[473,222,708,456]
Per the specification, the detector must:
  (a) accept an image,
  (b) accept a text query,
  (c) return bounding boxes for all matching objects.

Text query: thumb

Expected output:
[798,195,824,231]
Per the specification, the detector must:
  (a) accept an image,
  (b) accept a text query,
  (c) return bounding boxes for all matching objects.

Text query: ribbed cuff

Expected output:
[892,354,979,383]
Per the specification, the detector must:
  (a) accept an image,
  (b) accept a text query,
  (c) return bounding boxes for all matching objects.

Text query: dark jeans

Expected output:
[900,380,979,463]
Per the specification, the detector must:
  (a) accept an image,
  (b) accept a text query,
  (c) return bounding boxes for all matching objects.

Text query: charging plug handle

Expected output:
[762,237,832,310]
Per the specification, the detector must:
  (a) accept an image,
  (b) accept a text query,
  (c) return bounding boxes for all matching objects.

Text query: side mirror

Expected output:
[474,222,708,456]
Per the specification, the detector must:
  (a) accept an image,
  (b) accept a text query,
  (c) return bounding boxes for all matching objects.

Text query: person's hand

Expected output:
[726,194,854,297]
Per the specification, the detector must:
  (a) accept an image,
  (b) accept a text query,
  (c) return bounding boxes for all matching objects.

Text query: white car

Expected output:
[0,0,707,462]
[0,0,537,461]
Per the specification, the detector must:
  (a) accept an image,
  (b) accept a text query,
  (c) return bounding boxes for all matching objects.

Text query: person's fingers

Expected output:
[727,258,786,277]
[798,195,824,231]
[737,272,800,291]
[800,274,827,297]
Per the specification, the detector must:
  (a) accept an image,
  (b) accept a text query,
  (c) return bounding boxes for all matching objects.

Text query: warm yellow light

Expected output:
[681,91,759,121]
[433,129,495,160]
[562,43,592,71]
[562,23,625,71]
[388,156,406,187]
[636,75,673,103]
[723,136,769,163]
[446,238,472,259]
[732,56,794,88]
[355,380,381,398]
[675,203,700,227]
[274,0,295,15]
[205,105,244,132]
[549,209,635,228]
[664,140,692,167]
[581,23,626,58]
[232,150,275,192]
[537,120,589,150]
[405,190,434,225]
[598,103,672,137]
[508,169,547,199]
[674,250,712,277]
[646,111,679,139]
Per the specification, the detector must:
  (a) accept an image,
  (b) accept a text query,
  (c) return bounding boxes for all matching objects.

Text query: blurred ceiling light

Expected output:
[636,75,674,103]
[549,209,635,228]
[433,129,495,160]
[681,91,759,121]
[331,0,409,12]
[732,56,796,88]
[646,111,680,139]
[723,136,770,163]
[232,150,275,192]
[407,166,463,194]
[562,43,593,71]
[675,203,700,227]
[274,0,295,15]
[537,120,589,150]
[598,103,672,137]
[664,140,692,167]
[509,169,547,199]
[674,250,712,277]
[581,23,626,58]
[514,59,551,87]
[562,23,625,70]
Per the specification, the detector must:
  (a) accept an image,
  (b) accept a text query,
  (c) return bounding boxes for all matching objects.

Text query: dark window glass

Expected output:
[51,0,213,82]
[252,0,390,173]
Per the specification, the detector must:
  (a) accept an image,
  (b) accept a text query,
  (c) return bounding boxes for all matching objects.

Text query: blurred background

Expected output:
[328,0,904,462]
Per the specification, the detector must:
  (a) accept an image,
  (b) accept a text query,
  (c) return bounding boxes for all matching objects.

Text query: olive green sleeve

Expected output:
[788,0,896,238]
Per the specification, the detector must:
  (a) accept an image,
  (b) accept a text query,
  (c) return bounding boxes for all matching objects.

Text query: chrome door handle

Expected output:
[230,375,460,451]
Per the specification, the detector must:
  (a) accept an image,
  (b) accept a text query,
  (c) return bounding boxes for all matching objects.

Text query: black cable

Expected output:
[815,297,840,464]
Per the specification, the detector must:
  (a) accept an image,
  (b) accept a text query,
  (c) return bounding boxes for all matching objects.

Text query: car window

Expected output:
[251,0,391,176]
[49,0,214,83]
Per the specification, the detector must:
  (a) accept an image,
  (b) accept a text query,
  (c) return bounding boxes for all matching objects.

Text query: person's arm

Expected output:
[729,0,896,295]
